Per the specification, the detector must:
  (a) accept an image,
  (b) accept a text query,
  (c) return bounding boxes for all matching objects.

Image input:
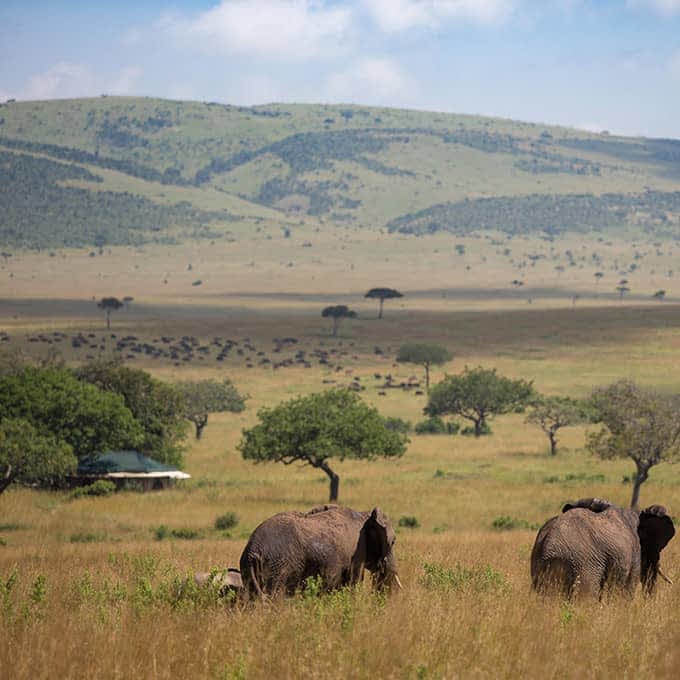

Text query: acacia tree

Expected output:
[176,379,247,439]
[0,418,76,494]
[526,396,590,456]
[426,366,535,437]
[97,296,124,329]
[587,380,680,508]
[238,389,407,502]
[397,343,452,390]
[365,287,403,319]
[321,305,357,337]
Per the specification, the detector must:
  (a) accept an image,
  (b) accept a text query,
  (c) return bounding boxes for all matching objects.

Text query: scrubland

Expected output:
[2,239,680,679]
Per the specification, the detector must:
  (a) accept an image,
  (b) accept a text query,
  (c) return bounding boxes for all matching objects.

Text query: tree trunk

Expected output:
[0,464,13,494]
[474,419,482,437]
[549,432,557,456]
[318,460,340,502]
[332,317,338,337]
[106,310,111,329]
[194,415,208,440]
[378,298,384,319]
[630,461,650,509]
[424,363,430,391]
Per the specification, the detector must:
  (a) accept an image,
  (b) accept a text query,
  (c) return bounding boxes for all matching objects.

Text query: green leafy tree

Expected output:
[176,379,247,440]
[321,305,357,337]
[239,389,408,502]
[1,418,76,493]
[0,366,143,460]
[97,296,124,329]
[426,366,535,437]
[526,396,590,456]
[365,287,403,319]
[587,380,680,508]
[397,343,452,390]
[74,359,187,466]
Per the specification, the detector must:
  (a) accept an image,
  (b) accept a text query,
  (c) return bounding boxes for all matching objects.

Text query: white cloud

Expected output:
[6,63,143,101]
[627,0,680,15]
[160,1,354,61]
[363,0,515,33]
[324,57,413,105]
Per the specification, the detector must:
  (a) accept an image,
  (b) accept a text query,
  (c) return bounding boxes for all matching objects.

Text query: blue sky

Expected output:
[1,1,679,138]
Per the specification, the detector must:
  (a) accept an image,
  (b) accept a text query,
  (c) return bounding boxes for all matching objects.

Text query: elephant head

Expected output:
[638,505,675,593]
[356,507,401,590]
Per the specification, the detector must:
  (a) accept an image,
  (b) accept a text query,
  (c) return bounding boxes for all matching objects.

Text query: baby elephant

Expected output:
[531,497,675,599]
[240,504,401,598]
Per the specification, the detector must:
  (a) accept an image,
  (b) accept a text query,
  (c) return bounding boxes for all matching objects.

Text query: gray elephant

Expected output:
[193,568,243,596]
[240,504,402,598]
[531,497,675,598]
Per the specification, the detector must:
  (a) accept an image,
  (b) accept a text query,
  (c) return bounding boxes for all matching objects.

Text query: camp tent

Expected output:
[73,450,190,491]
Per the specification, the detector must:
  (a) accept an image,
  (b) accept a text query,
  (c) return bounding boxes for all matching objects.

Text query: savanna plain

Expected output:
[2,238,680,680]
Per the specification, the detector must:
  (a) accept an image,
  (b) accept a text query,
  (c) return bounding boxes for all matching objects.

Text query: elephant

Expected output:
[531,497,675,599]
[239,504,402,598]
[193,568,243,597]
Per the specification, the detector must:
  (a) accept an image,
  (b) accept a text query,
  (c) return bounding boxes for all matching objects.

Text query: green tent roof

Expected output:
[77,451,181,475]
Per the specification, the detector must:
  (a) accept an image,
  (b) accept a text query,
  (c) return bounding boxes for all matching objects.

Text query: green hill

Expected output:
[1,96,680,248]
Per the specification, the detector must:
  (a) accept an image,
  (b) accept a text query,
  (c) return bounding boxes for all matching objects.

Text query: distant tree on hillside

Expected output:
[365,287,403,319]
[97,296,123,329]
[122,296,134,311]
[653,289,666,301]
[322,305,357,337]
[616,285,630,300]
[397,344,452,391]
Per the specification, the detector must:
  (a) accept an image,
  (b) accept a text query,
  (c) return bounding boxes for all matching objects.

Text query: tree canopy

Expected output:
[74,359,187,467]
[321,305,357,337]
[238,389,408,502]
[176,379,247,439]
[587,380,680,508]
[397,343,452,390]
[365,287,403,318]
[526,396,590,455]
[97,297,124,329]
[0,418,76,494]
[0,366,143,461]
[426,366,535,436]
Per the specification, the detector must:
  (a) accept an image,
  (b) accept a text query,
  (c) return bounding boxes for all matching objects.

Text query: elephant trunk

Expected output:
[372,553,401,591]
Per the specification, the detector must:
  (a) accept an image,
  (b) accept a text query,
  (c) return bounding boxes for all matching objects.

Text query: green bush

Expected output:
[69,480,116,500]
[415,416,446,434]
[214,512,239,531]
[419,561,509,594]
[383,416,411,433]
[491,516,540,531]
[154,525,202,540]
[398,515,420,529]
[70,531,107,543]
[460,423,492,436]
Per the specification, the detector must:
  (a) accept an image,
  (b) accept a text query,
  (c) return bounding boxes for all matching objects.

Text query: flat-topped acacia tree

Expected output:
[321,305,357,337]
[97,296,124,329]
[238,389,407,502]
[365,287,403,319]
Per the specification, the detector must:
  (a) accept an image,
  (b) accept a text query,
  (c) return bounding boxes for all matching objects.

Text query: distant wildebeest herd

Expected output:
[191,498,674,602]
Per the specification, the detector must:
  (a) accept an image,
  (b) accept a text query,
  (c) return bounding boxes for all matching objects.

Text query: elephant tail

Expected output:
[242,552,266,600]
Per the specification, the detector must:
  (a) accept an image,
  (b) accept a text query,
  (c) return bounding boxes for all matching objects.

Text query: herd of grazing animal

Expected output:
[192,498,675,603]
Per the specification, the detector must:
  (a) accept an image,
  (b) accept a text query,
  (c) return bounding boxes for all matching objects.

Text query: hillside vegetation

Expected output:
[2,97,680,248]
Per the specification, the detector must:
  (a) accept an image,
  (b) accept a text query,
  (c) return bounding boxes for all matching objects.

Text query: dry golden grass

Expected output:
[2,243,680,678]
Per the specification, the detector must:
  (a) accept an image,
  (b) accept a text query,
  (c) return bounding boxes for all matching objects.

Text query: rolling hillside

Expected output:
[1,96,680,248]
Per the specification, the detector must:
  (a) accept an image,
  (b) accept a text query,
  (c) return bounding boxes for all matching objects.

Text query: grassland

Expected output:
[2,246,680,677]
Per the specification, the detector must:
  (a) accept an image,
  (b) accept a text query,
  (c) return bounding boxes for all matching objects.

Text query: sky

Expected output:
[1,0,680,139]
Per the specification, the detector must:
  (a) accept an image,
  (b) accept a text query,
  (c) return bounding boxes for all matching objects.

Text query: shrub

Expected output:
[461,423,492,436]
[69,480,116,500]
[415,416,447,434]
[419,561,509,594]
[398,515,420,529]
[70,531,107,543]
[214,512,239,531]
[491,516,540,531]
[383,416,411,433]
[154,525,202,540]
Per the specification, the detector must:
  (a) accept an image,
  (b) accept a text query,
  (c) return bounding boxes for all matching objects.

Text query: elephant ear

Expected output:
[638,505,676,554]
[562,497,612,514]
[365,507,391,565]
